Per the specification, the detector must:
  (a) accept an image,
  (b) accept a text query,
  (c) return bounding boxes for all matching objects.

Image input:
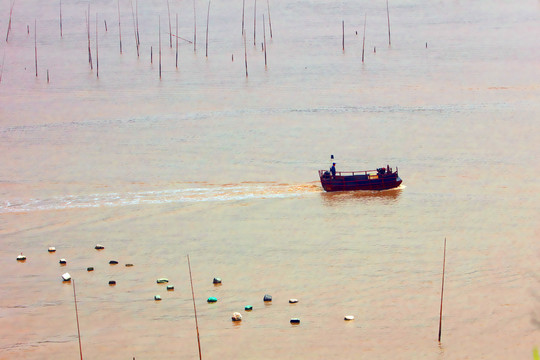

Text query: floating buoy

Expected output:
[95,244,105,250]
[231,312,242,321]
[16,253,26,261]
[263,294,272,302]
[156,278,169,284]
[62,273,71,281]
[213,277,222,284]
[48,247,56,253]
[125,263,134,267]
[289,299,299,304]
[109,280,116,286]
[344,315,355,321]
[109,260,118,265]
[167,285,174,291]
[207,297,218,303]
[290,318,301,324]
[87,267,94,271]
[59,259,67,265]
[154,295,162,301]
[245,305,253,311]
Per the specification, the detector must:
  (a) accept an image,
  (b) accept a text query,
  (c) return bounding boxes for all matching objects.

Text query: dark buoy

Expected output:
[167,285,174,291]
[109,260,118,265]
[263,294,272,302]
[59,259,67,265]
[331,154,334,159]
[95,244,105,250]
[109,280,116,286]
[125,263,134,267]
[290,318,300,324]
[213,277,222,284]
[87,267,94,271]
[156,278,169,284]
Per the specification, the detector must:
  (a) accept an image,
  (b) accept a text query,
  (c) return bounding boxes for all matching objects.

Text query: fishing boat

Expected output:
[319,165,402,192]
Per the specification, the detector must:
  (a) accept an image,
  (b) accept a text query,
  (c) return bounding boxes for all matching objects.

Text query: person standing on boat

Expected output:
[330,163,336,178]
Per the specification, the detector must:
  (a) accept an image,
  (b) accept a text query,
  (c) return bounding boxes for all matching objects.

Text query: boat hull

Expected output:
[319,170,402,192]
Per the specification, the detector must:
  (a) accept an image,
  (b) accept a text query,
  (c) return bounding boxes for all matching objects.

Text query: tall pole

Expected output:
[187,255,202,360]
[73,279,83,360]
[386,0,391,46]
[438,238,447,342]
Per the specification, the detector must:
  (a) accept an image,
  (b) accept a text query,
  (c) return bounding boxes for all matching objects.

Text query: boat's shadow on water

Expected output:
[319,185,404,206]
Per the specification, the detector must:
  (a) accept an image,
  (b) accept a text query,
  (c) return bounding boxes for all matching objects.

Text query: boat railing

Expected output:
[319,169,397,178]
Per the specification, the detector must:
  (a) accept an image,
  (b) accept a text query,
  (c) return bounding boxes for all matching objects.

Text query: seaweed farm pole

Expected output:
[59,0,63,38]
[118,0,123,54]
[167,0,172,48]
[386,0,391,46]
[263,14,267,68]
[34,19,37,77]
[361,13,366,63]
[5,0,15,42]
[438,237,447,342]
[193,0,196,52]
[205,0,210,58]
[72,279,84,360]
[86,7,93,70]
[241,0,245,35]
[96,13,99,78]
[130,0,139,57]
[187,255,202,360]
[342,20,344,52]
[175,13,178,68]
[243,32,248,77]
[253,0,256,46]
[266,0,272,38]
[159,16,162,79]
[104,20,108,32]
[136,0,140,46]
[0,51,6,83]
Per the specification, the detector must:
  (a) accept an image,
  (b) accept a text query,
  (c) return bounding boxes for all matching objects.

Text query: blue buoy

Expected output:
[263,294,272,302]
[207,297,218,303]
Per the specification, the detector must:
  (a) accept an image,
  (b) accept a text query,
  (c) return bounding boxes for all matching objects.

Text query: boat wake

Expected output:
[0,182,321,213]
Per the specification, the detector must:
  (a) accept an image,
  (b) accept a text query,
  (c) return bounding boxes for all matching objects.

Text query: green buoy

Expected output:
[207,297,218,303]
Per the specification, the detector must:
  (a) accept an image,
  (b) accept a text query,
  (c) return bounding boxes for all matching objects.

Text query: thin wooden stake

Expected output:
[136,0,140,45]
[241,0,245,35]
[193,0,196,52]
[96,13,99,78]
[266,0,272,38]
[0,51,6,83]
[386,0,391,46]
[104,20,108,32]
[253,0,256,46]
[151,46,153,63]
[59,0,63,38]
[118,0,123,53]
[5,0,15,42]
[72,279,84,360]
[159,16,162,79]
[34,19,37,77]
[47,69,49,83]
[130,0,139,57]
[243,32,248,77]
[175,13,178,68]
[205,0,210,58]
[263,14,267,68]
[361,14,366,63]
[187,255,202,360]
[438,237,447,342]
[86,8,93,70]
[342,20,344,52]
[167,0,172,48]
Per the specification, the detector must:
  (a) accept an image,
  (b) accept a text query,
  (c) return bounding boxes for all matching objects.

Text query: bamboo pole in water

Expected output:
[72,279,84,360]
[59,0,63,38]
[263,14,267,68]
[361,14,366,63]
[266,0,272,38]
[159,16,162,79]
[167,0,172,48]
[175,13,178,68]
[241,0,245,35]
[0,51,5,83]
[34,19,37,77]
[205,0,210,57]
[386,0,391,46]
[187,255,202,360]
[118,0,123,53]
[96,13,99,78]
[136,0,140,45]
[438,238,447,342]
[253,0,256,46]
[243,32,248,77]
[5,0,15,42]
[193,0,196,52]
[86,7,93,70]
[342,20,344,52]
[130,0,139,57]
[104,20,108,32]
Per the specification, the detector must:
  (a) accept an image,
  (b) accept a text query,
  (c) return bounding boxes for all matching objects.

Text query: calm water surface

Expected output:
[0,0,539,359]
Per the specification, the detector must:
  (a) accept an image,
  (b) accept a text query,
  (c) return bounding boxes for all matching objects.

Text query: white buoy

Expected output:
[95,244,105,250]
[289,298,299,304]
[16,253,26,261]
[62,273,71,281]
[344,315,355,321]
[231,312,242,321]
[48,247,56,252]
[154,295,162,301]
